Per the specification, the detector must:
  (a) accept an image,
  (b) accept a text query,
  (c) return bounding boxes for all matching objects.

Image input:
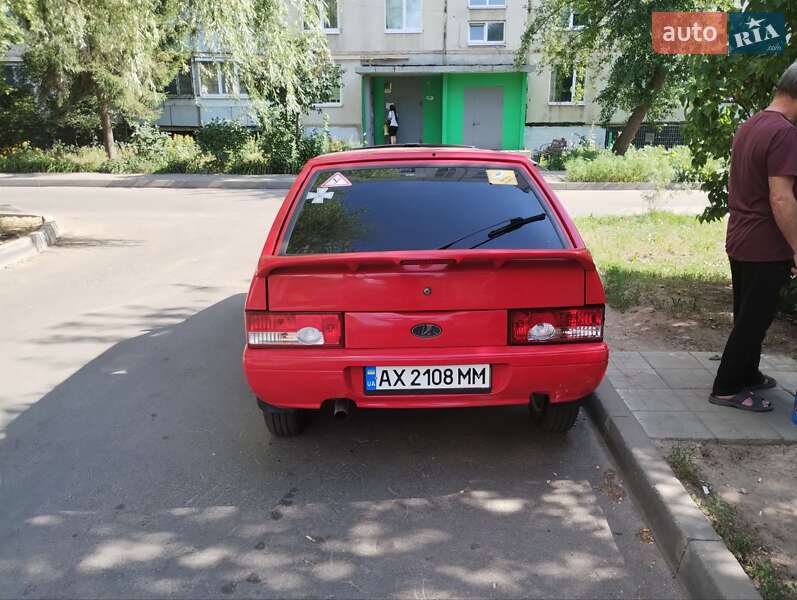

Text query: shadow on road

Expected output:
[0,295,674,599]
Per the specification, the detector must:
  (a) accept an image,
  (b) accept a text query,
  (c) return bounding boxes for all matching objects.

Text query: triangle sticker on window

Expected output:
[320,172,352,187]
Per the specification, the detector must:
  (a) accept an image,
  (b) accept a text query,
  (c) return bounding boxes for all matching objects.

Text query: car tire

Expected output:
[260,402,307,437]
[530,396,580,433]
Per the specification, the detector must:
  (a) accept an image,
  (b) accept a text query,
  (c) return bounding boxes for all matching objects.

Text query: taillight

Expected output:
[246,312,342,347]
[509,306,604,344]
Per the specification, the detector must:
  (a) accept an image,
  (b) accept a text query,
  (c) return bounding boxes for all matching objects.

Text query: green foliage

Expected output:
[665,443,797,600]
[517,0,731,153]
[666,446,701,488]
[575,211,729,313]
[0,127,350,175]
[259,123,302,174]
[5,0,338,158]
[565,146,688,184]
[195,119,251,165]
[225,136,270,174]
[748,560,797,600]
[683,1,797,223]
[537,136,599,171]
[0,65,104,148]
[0,142,105,172]
[128,122,169,158]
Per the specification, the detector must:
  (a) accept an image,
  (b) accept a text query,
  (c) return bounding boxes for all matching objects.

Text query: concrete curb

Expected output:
[588,380,761,600]
[548,181,702,191]
[0,173,296,190]
[0,217,60,269]
[0,173,702,192]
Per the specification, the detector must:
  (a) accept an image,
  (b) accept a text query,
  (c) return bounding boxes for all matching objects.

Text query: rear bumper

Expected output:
[243,343,608,409]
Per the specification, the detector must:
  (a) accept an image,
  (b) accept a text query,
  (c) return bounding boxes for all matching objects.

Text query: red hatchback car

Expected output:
[243,146,608,436]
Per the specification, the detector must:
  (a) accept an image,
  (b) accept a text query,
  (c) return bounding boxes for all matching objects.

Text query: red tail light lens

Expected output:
[246,312,342,347]
[509,306,604,344]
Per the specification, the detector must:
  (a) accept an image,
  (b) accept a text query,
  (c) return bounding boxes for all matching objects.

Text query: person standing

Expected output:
[386,104,399,145]
[710,62,797,412]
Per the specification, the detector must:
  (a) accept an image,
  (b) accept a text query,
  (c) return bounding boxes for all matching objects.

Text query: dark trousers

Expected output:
[712,257,792,396]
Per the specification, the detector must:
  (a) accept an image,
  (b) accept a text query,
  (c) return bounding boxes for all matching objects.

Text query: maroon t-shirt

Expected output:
[726,110,797,262]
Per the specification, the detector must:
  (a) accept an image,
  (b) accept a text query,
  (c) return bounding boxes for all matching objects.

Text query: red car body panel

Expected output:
[243,147,608,410]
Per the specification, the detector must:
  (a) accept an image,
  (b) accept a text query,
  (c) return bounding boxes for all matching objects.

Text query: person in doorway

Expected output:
[710,61,797,412]
[386,104,399,144]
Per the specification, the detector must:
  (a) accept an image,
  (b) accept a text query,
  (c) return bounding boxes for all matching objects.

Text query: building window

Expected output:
[549,65,585,104]
[2,62,26,88]
[196,61,246,96]
[305,0,339,32]
[165,64,194,97]
[567,10,586,30]
[385,0,422,32]
[468,21,505,45]
[313,86,342,108]
[469,0,505,7]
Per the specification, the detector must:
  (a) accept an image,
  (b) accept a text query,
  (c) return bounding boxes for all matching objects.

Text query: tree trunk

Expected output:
[97,96,116,160]
[612,65,667,155]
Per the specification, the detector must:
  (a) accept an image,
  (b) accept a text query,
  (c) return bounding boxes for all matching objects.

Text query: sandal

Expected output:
[708,391,773,412]
[748,374,777,391]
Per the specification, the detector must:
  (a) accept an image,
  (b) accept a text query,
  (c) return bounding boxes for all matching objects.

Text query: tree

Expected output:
[0,0,21,51]
[683,0,797,222]
[6,0,337,159]
[516,0,726,155]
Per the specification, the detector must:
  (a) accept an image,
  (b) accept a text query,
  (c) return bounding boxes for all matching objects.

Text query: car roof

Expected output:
[306,145,534,169]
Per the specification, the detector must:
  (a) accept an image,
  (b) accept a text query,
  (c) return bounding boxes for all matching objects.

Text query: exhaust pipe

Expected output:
[333,398,352,420]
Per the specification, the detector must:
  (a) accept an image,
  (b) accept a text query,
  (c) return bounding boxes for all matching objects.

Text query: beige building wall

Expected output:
[153,0,684,148]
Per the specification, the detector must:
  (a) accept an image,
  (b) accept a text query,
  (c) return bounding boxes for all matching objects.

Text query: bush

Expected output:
[195,119,250,165]
[0,128,351,175]
[259,123,301,173]
[128,122,169,159]
[159,135,204,173]
[299,127,330,166]
[565,145,678,184]
[563,144,724,185]
[0,141,102,172]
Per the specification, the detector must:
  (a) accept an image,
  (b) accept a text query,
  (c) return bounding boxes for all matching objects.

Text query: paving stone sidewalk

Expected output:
[606,351,797,442]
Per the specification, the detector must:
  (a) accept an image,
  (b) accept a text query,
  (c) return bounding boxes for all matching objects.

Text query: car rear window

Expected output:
[280,165,565,255]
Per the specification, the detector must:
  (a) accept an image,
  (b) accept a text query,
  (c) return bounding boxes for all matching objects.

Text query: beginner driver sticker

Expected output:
[320,172,352,187]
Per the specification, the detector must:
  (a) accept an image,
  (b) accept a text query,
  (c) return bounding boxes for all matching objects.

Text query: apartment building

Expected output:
[3,2,660,151]
[155,0,624,152]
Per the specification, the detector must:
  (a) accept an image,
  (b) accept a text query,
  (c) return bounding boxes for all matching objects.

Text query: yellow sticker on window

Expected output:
[486,169,518,186]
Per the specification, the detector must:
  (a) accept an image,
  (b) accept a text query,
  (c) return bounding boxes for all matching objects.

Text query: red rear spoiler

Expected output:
[257,249,597,278]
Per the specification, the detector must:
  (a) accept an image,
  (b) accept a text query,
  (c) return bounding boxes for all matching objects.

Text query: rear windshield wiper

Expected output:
[437,213,547,250]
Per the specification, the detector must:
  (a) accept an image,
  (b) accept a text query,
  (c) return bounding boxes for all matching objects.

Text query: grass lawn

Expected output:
[574,211,796,353]
[574,211,730,314]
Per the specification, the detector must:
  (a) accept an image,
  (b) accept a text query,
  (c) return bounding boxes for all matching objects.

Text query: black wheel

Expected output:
[530,396,580,433]
[260,402,307,437]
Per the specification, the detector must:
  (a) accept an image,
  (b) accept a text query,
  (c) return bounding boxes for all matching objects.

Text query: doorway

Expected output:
[382,77,424,144]
[462,87,504,150]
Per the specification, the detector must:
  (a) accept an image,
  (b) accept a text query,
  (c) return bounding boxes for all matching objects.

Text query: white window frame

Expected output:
[323,0,340,33]
[468,21,505,45]
[165,63,195,98]
[196,59,248,98]
[312,85,343,108]
[385,0,423,33]
[468,0,506,9]
[548,66,586,106]
[567,9,585,31]
[305,0,339,34]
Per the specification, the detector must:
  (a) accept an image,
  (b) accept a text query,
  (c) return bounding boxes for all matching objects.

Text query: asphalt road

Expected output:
[0,187,683,599]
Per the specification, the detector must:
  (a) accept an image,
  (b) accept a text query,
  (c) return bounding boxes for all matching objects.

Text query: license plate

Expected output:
[364,364,491,393]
